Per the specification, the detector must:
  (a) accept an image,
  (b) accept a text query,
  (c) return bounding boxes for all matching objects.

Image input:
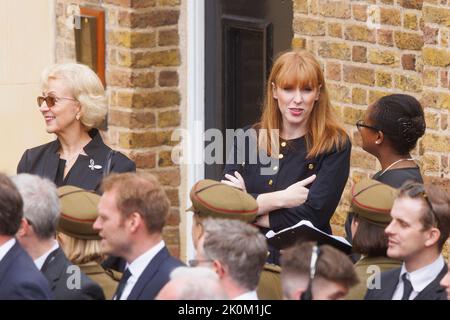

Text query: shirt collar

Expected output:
[399,255,445,293]
[50,129,106,156]
[34,241,59,270]
[126,240,165,280]
[0,238,16,262]
[233,290,259,300]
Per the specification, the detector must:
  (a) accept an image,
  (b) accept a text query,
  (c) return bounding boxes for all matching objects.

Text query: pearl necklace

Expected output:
[378,158,415,177]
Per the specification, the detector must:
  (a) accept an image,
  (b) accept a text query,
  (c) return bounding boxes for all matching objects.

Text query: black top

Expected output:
[17,129,136,193]
[223,128,351,234]
[372,167,423,188]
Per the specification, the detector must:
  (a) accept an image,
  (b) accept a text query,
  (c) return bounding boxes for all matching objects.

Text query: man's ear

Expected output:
[424,227,441,248]
[213,260,226,278]
[17,218,30,237]
[127,212,142,233]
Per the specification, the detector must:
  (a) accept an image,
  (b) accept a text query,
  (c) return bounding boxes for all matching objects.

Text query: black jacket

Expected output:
[0,241,52,300]
[41,247,105,300]
[119,246,184,300]
[364,264,448,300]
[17,129,136,192]
[223,128,351,234]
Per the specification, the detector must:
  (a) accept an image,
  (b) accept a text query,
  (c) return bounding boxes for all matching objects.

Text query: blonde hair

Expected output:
[59,233,104,265]
[41,63,107,129]
[258,50,348,158]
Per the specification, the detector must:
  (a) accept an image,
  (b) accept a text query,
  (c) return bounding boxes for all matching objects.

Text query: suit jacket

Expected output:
[41,247,105,300]
[364,264,448,300]
[0,241,52,300]
[17,129,136,193]
[126,246,184,300]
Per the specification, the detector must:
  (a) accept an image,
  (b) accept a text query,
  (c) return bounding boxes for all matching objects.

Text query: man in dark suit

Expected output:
[93,172,184,300]
[365,182,450,300]
[13,174,104,300]
[0,173,52,300]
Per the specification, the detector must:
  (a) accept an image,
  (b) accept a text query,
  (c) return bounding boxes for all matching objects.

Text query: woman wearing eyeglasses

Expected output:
[222,50,351,264]
[345,94,426,248]
[356,94,425,187]
[17,63,135,192]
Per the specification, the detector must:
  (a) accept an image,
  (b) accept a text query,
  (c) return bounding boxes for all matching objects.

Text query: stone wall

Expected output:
[292,0,450,253]
[55,0,182,257]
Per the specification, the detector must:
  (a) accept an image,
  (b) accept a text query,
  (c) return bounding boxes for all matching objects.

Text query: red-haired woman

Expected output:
[222,50,351,264]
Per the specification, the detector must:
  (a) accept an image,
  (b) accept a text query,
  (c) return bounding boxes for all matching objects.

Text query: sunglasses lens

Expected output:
[37,96,56,107]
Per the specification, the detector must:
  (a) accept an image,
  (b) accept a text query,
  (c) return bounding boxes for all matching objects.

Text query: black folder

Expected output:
[266,220,352,254]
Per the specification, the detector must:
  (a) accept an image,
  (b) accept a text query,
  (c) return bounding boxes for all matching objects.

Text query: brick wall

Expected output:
[292,0,450,254]
[55,0,182,257]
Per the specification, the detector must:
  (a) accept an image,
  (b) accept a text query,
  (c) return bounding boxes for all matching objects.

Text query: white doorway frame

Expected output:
[185,0,205,260]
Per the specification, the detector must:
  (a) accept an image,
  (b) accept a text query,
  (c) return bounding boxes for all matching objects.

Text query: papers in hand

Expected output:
[265,220,352,254]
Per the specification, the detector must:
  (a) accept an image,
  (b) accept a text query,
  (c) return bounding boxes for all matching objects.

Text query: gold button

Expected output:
[278,154,284,159]
[273,166,278,171]
[281,141,287,147]
[308,163,314,170]
[268,179,273,185]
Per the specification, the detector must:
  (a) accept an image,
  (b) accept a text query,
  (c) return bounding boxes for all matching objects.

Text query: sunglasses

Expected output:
[37,95,77,108]
[402,182,438,227]
[355,119,380,132]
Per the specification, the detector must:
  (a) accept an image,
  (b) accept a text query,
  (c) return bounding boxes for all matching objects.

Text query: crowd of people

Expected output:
[0,50,449,300]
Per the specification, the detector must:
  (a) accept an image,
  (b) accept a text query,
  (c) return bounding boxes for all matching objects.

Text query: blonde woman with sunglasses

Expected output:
[17,63,135,192]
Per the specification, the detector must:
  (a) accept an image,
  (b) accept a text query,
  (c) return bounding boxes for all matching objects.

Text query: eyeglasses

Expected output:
[37,95,77,108]
[402,182,438,227]
[188,259,214,267]
[356,119,380,132]
[301,244,321,300]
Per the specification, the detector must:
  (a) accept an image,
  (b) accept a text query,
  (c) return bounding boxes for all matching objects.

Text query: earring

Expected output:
[76,113,80,121]
[375,141,380,144]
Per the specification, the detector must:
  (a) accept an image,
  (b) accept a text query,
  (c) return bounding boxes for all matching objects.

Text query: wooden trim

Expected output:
[79,7,105,86]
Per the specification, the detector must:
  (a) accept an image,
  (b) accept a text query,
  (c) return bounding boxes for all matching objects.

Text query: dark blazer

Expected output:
[125,246,184,300]
[41,247,105,300]
[224,127,351,234]
[17,129,136,193]
[0,241,52,300]
[364,264,448,300]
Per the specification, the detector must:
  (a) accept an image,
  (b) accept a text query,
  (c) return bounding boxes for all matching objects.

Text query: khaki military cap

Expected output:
[188,179,258,222]
[57,185,101,240]
[351,179,398,227]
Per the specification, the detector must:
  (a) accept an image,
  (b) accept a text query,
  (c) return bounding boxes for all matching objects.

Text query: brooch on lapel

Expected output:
[88,159,102,171]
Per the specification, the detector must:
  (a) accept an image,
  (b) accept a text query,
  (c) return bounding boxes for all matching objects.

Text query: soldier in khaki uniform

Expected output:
[188,179,282,300]
[57,186,118,299]
[345,179,401,300]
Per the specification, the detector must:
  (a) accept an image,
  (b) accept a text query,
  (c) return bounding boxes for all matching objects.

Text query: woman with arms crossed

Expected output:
[222,50,351,263]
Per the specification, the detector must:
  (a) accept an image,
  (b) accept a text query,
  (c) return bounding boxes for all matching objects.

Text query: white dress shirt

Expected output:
[34,241,59,270]
[118,240,165,300]
[392,255,445,300]
[233,290,259,300]
[0,238,16,263]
